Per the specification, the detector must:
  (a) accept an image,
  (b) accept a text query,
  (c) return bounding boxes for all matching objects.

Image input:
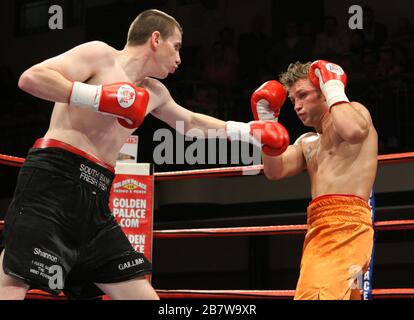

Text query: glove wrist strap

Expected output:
[226,121,262,147]
[69,81,101,111]
[321,80,349,109]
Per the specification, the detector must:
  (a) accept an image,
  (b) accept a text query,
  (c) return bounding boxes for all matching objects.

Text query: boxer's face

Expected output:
[289,78,326,127]
[155,27,182,79]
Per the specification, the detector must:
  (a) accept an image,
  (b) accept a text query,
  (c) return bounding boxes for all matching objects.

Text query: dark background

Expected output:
[1,0,414,163]
[1,0,414,296]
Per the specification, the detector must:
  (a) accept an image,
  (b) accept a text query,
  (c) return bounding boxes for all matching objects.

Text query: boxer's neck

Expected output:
[317,110,330,134]
[117,45,151,84]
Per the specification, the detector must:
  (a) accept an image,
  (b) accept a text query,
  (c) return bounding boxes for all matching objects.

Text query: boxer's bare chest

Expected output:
[302,130,339,177]
[86,62,131,86]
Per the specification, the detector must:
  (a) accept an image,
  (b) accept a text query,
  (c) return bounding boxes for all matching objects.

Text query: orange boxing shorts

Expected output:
[294,194,374,300]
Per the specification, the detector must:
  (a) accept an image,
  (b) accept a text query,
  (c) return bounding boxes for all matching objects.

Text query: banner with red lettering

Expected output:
[109,163,154,274]
[117,135,138,163]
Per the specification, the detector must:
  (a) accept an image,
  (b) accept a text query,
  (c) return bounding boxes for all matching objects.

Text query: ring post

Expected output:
[363,189,376,300]
[110,162,155,280]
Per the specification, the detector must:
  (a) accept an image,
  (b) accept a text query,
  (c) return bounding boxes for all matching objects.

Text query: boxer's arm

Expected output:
[262,135,308,180]
[18,41,111,103]
[150,80,226,137]
[331,101,372,143]
[309,60,371,144]
[154,103,226,137]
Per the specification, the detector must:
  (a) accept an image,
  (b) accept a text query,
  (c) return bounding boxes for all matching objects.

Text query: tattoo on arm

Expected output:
[305,147,314,163]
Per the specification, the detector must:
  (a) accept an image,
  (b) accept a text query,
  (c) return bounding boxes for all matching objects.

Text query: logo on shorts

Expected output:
[348,264,363,290]
[118,258,145,270]
[33,247,58,263]
[326,63,345,76]
[117,85,136,108]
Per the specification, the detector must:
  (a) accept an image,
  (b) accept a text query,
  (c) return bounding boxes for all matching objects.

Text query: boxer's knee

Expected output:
[0,285,28,300]
[0,250,30,299]
[95,276,159,300]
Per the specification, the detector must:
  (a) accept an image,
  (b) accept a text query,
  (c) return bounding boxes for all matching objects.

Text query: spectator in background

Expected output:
[0,65,15,107]
[301,20,316,54]
[349,31,366,56]
[361,6,388,49]
[268,19,309,74]
[392,17,414,47]
[390,18,414,72]
[375,46,404,153]
[238,14,273,87]
[337,52,366,100]
[361,49,378,82]
[376,46,402,79]
[185,84,218,117]
[347,31,368,78]
[402,36,414,72]
[218,27,238,59]
[313,16,349,60]
[203,40,238,92]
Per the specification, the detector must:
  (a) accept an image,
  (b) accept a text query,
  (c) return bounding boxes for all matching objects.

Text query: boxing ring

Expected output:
[1,152,414,300]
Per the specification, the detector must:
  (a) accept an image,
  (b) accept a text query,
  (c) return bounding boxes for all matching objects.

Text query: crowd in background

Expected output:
[1,6,414,162]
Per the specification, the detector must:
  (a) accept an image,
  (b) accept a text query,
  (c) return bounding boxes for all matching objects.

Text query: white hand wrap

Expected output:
[69,81,102,111]
[257,100,279,121]
[226,121,262,148]
[314,69,349,108]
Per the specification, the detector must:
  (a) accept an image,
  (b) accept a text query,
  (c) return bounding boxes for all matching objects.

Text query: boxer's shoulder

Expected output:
[294,132,319,146]
[349,101,369,114]
[73,41,117,66]
[140,78,172,100]
[140,77,158,88]
[72,41,115,56]
[139,78,171,113]
[82,40,112,48]
[349,101,373,125]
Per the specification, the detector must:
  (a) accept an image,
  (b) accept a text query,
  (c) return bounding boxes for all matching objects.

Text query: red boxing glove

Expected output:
[251,80,287,121]
[226,120,290,156]
[69,81,149,129]
[309,60,349,109]
[249,121,290,156]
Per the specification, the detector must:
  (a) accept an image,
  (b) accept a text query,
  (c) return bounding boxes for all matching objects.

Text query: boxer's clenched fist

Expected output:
[226,120,290,156]
[251,80,287,121]
[69,81,149,129]
[309,60,349,109]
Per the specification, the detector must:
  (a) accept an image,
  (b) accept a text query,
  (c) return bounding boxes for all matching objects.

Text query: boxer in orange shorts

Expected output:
[296,194,374,299]
[250,60,377,299]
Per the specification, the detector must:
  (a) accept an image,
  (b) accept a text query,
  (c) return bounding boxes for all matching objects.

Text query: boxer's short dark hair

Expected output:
[127,9,183,46]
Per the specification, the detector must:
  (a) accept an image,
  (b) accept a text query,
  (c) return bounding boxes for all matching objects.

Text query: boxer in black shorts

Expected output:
[2,139,152,299]
[0,9,285,299]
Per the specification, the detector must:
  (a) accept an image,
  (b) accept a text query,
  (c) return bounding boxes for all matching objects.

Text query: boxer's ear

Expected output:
[150,31,161,50]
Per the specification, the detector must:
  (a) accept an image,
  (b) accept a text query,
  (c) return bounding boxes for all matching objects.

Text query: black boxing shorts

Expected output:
[1,138,152,299]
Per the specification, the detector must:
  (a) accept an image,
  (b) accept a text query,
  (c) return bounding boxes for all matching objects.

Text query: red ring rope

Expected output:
[1,152,414,180]
[152,220,414,239]
[24,288,414,300]
[155,288,414,300]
